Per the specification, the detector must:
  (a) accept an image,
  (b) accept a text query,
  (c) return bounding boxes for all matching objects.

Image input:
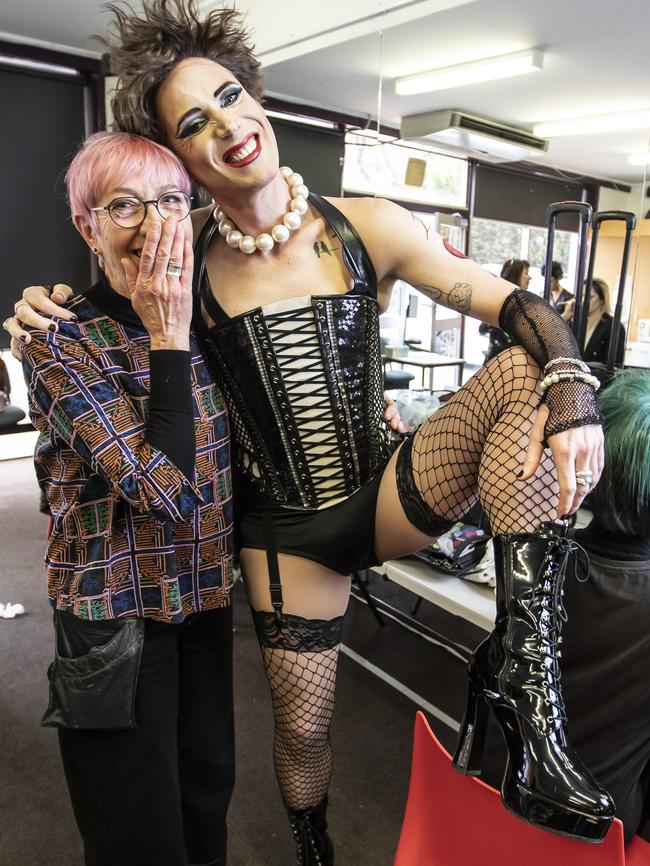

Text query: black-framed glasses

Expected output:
[91,191,192,228]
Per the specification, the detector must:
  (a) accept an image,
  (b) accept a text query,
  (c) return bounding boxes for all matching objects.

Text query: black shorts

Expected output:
[238,472,384,575]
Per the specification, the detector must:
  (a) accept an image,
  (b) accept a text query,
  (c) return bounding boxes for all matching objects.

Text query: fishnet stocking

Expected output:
[411,346,559,535]
[260,645,339,811]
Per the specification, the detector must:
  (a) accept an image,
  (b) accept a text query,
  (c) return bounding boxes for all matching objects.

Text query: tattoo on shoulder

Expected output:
[410,211,432,241]
[415,281,473,313]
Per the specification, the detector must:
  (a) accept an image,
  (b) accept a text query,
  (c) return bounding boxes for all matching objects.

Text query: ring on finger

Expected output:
[14,301,30,318]
[2,318,13,331]
[575,469,593,487]
[166,263,183,278]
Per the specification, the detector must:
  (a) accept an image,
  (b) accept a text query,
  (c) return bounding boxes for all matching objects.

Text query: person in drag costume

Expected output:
[4,1,615,861]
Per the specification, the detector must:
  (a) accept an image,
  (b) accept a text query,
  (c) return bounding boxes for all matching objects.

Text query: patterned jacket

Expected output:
[22,286,233,623]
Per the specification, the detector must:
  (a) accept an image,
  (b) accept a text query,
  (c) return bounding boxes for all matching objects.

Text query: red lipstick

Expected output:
[223,133,261,167]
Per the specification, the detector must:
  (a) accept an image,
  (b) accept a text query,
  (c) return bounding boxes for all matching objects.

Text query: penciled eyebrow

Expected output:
[175,81,237,135]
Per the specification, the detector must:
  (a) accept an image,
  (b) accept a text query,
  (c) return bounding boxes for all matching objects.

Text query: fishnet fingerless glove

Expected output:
[499,291,602,438]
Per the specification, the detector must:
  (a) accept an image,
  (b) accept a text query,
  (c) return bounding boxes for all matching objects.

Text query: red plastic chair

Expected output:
[394,712,650,866]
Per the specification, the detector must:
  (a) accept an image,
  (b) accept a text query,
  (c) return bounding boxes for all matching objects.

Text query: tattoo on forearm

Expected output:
[449,281,472,312]
[415,281,473,313]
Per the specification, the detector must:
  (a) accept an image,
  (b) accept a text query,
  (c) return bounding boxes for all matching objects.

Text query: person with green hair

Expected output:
[481,367,650,844]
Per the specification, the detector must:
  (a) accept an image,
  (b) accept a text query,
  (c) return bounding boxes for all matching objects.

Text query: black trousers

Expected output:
[56,606,235,866]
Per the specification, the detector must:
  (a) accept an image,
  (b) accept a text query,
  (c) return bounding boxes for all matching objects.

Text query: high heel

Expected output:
[453,682,489,776]
[452,523,615,843]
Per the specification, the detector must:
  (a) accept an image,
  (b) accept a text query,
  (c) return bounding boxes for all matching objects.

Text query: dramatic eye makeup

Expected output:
[176,115,208,139]
[175,82,243,140]
[219,83,242,108]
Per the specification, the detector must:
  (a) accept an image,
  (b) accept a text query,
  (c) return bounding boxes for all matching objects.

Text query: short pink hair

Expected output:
[66,131,192,225]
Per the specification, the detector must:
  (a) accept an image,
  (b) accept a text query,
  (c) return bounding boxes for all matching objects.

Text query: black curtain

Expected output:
[1,68,90,348]
[474,164,586,231]
[269,119,343,196]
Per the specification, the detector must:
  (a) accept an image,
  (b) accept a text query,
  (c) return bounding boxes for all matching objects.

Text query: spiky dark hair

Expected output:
[101,0,263,143]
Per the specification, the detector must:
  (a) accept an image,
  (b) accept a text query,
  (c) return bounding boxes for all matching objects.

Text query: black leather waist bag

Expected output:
[41,612,145,730]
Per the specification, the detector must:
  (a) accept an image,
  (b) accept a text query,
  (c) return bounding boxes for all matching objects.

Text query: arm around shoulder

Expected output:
[23,326,202,523]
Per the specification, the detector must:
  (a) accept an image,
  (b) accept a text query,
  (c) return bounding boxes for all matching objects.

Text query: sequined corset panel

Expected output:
[194,193,393,510]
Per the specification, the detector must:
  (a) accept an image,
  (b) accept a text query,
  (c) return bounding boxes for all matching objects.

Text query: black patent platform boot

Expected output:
[287,796,334,866]
[452,523,615,842]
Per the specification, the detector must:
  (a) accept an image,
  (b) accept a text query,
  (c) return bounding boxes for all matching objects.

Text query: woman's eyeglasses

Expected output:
[91,191,192,228]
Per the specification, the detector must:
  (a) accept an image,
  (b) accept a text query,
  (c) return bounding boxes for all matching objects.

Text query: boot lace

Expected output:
[536,537,589,725]
[289,811,326,866]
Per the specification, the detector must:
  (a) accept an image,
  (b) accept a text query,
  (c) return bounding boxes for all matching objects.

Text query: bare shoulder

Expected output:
[321,195,401,225]
[190,204,214,238]
[320,195,416,279]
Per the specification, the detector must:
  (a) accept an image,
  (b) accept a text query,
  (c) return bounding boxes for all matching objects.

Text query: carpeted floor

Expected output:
[0,456,482,866]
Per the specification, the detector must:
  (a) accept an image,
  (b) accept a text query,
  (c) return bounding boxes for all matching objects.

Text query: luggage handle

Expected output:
[546,201,593,225]
[592,210,637,230]
[544,202,593,338]
[580,210,637,370]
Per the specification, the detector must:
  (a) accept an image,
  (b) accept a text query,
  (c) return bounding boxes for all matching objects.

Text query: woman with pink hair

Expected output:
[19,130,235,866]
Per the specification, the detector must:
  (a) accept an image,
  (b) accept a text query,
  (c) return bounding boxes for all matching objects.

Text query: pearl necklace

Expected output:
[213,166,309,254]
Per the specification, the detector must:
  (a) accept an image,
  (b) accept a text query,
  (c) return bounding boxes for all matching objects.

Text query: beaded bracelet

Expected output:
[544,357,591,374]
[540,369,600,393]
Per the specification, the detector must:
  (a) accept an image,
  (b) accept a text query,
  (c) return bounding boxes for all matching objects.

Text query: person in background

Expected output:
[0,355,26,427]
[19,131,234,866]
[562,277,625,366]
[479,368,650,844]
[543,260,574,314]
[479,258,530,362]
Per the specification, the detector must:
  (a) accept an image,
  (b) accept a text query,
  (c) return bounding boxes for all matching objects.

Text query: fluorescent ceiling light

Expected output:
[395,49,543,96]
[534,109,650,138]
[265,109,337,130]
[346,129,396,144]
[628,153,650,166]
[0,54,81,77]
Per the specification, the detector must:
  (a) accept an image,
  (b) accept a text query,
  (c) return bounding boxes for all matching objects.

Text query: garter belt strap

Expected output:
[262,510,284,626]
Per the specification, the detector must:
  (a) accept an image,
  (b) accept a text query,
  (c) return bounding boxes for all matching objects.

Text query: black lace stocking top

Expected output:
[194,194,393,512]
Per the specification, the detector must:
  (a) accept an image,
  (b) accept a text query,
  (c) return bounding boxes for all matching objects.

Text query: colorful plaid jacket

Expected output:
[22,287,233,623]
